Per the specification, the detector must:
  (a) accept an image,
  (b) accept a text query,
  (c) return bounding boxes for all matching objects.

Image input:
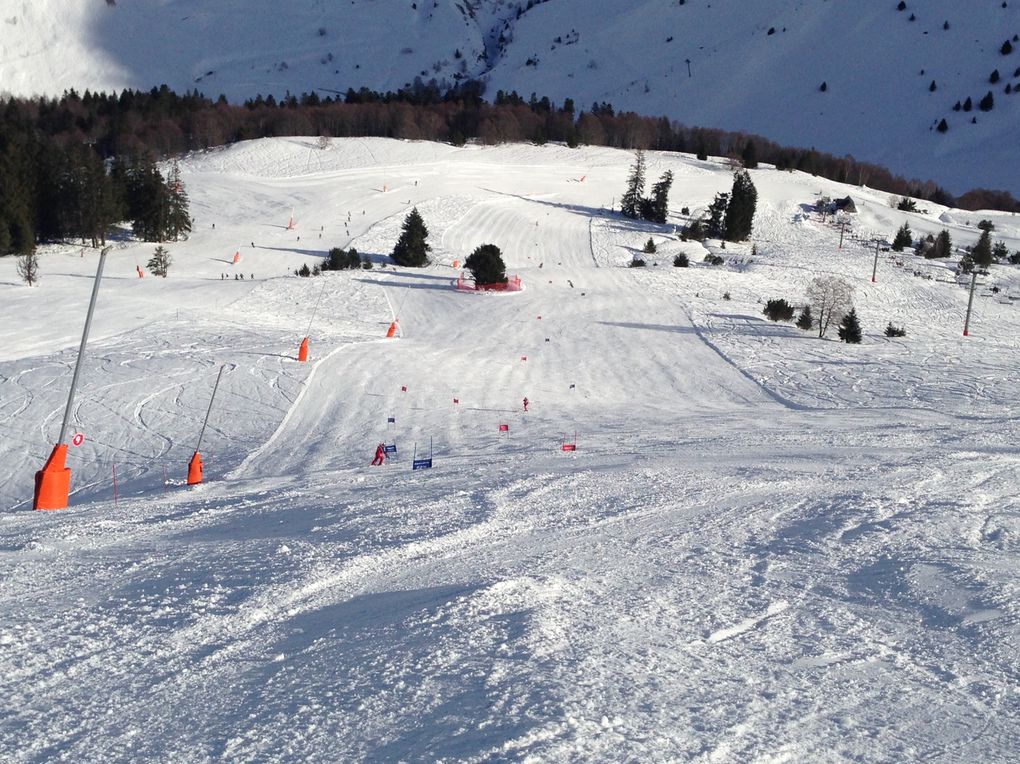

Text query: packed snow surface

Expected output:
[2,138,1020,762]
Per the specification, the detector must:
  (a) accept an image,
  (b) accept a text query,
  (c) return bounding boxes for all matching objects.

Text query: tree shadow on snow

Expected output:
[478,187,674,235]
[256,245,328,258]
[355,277,453,292]
[597,320,701,335]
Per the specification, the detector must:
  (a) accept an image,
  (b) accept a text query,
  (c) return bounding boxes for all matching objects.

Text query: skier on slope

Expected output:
[523,397,529,412]
[371,443,386,466]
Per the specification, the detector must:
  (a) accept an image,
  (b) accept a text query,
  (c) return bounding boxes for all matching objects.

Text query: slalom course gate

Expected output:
[455,273,523,293]
[561,431,578,452]
[412,438,433,470]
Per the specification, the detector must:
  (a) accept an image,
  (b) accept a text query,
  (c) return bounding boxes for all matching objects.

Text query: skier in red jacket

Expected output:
[371,443,386,466]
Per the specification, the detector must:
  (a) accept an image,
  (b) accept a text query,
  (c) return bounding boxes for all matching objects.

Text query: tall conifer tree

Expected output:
[620,151,646,219]
[724,170,757,242]
[392,207,431,267]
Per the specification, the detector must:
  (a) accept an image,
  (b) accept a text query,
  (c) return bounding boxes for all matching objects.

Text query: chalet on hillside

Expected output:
[831,196,858,214]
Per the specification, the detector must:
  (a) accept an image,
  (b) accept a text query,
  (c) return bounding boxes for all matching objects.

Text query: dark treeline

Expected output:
[2,80,1017,255]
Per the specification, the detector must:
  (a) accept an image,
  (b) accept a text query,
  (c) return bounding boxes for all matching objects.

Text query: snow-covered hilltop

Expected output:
[2,1,1019,195]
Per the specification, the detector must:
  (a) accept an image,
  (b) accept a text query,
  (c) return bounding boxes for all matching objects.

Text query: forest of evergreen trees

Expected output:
[2,79,1017,256]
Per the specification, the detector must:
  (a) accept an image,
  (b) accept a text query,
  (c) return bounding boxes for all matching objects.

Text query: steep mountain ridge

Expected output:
[1,0,1018,194]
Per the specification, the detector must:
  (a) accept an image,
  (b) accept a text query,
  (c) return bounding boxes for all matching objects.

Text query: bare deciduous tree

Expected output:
[806,276,853,338]
[16,251,39,286]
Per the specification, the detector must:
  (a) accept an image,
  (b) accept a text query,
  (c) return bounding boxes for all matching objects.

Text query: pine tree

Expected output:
[391,207,431,267]
[16,250,40,286]
[646,170,673,224]
[131,158,172,242]
[464,243,507,284]
[620,151,646,219]
[0,219,11,255]
[892,223,913,251]
[979,91,995,111]
[52,144,119,248]
[706,193,728,238]
[933,229,952,259]
[147,245,172,277]
[0,161,35,256]
[724,170,757,242]
[796,305,813,331]
[972,229,993,268]
[741,140,758,169]
[165,160,192,242]
[837,307,862,343]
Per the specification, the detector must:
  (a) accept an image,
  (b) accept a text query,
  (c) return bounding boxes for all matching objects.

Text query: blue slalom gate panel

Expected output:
[412,458,433,470]
[387,417,395,423]
[384,444,397,454]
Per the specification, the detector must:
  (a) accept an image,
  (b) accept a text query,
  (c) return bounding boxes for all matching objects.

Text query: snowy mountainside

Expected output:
[2,1,1020,196]
[3,138,1020,760]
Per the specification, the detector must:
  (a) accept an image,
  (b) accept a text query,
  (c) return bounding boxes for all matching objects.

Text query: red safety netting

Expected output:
[455,273,522,292]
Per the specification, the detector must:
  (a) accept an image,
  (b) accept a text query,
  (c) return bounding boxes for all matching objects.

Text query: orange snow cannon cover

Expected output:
[34,443,71,510]
[187,451,204,485]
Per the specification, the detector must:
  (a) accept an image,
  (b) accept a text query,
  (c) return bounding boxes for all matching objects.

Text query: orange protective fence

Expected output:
[455,274,522,293]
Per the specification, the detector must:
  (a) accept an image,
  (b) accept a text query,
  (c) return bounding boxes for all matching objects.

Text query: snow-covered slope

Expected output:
[2,1,1020,196]
[2,138,1020,761]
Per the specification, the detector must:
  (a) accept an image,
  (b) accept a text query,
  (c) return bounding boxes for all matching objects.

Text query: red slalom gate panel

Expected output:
[561,443,577,452]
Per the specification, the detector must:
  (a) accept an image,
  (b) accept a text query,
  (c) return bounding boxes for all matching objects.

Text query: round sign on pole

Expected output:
[72,433,85,447]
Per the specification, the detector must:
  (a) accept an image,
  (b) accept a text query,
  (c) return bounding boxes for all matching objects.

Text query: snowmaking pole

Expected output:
[34,246,110,510]
[871,241,880,283]
[963,270,979,337]
[187,364,228,485]
[838,222,846,249]
[298,281,327,362]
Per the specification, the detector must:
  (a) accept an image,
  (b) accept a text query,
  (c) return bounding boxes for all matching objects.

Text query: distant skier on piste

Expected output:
[371,443,386,466]
[523,397,529,412]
